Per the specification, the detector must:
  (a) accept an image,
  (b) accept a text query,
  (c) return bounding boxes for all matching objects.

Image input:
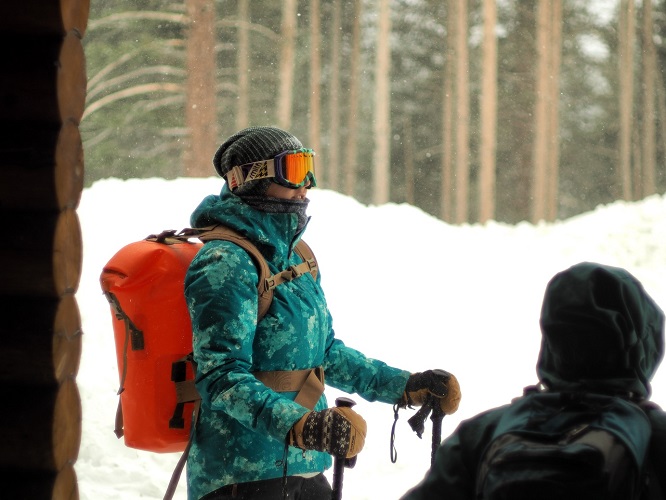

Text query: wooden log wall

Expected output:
[0,1,89,498]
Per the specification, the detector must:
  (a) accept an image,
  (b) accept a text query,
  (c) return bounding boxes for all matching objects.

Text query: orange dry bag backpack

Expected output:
[100,226,318,454]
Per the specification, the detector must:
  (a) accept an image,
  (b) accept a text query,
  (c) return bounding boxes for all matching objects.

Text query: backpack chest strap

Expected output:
[266,259,317,290]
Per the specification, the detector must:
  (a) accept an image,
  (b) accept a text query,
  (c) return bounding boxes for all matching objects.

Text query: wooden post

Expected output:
[0,4,88,498]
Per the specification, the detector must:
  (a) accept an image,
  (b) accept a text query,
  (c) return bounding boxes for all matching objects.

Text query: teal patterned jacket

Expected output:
[184,185,410,500]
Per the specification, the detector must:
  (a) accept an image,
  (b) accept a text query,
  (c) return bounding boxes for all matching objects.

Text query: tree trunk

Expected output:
[641,0,656,197]
[327,0,342,190]
[454,0,470,224]
[236,0,250,130]
[632,123,643,198]
[278,0,297,130]
[309,0,322,157]
[479,0,497,223]
[344,0,363,197]
[531,0,562,223]
[0,120,83,211]
[546,0,562,221]
[403,114,415,204]
[532,0,551,223]
[618,0,635,201]
[184,0,217,177]
[656,69,666,174]
[373,0,392,205]
[441,0,455,222]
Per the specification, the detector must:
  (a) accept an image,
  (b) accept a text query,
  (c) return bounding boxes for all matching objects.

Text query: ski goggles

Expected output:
[226,148,317,190]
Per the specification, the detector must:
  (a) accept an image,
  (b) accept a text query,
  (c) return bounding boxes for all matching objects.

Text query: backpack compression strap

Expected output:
[103,291,144,439]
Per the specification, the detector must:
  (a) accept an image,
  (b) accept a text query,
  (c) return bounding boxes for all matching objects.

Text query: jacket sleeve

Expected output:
[323,334,410,404]
[185,241,308,441]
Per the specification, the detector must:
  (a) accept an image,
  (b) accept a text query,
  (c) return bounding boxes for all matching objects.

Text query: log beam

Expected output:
[0,377,81,471]
[0,31,86,124]
[0,119,83,211]
[0,0,90,37]
[0,208,82,297]
[0,294,82,385]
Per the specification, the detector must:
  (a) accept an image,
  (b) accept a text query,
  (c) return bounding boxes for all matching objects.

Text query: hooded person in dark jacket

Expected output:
[401,262,666,500]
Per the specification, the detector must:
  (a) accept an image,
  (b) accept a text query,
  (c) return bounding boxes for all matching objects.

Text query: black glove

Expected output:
[402,369,461,415]
[288,407,367,458]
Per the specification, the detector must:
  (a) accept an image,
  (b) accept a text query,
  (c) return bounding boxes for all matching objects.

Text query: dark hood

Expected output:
[537,262,664,399]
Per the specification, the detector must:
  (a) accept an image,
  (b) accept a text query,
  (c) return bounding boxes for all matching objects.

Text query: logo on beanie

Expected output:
[246,161,269,182]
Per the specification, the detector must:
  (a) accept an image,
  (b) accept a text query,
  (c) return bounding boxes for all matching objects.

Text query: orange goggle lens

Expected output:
[276,149,316,187]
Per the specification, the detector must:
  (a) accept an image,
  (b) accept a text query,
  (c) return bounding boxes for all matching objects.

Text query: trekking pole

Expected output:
[407,395,444,467]
[429,399,444,467]
[331,397,357,500]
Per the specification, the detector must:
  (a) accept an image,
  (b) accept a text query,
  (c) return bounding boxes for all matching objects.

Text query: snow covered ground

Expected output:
[75,177,666,499]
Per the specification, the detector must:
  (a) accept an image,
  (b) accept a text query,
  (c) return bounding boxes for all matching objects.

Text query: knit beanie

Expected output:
[213,126,303,196]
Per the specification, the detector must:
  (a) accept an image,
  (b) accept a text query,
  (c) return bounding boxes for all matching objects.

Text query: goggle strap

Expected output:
[226,160,277,190]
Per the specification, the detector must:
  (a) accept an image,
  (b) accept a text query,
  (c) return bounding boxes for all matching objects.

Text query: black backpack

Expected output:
[475,387,654,500]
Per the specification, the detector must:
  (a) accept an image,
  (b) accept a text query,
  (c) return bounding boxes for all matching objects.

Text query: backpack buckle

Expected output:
[288,265,303,278]
[265,276,277,290]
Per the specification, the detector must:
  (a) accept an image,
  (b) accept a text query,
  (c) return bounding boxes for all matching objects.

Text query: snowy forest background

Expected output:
[72,1,666,498]
[81,0,666,226]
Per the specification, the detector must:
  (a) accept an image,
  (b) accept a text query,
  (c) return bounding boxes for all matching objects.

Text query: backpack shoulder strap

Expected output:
[196,225,274,321]
[294,239,318,280]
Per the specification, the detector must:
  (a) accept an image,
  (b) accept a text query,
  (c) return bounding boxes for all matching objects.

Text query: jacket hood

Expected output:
[537,262,664,399]
[190,184,303,260]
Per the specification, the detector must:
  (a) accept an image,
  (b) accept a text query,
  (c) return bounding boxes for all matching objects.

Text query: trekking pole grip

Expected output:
[331,397,357,500]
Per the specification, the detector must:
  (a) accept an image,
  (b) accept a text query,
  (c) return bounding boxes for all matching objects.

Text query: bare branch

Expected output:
[87,65,186,101]
[87,39,184,90]
[88,11,187,31]
[82,83,184,120]
[216,18,279,42]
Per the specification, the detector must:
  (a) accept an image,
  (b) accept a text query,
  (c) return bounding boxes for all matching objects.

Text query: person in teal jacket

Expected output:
[401,262,666,500]
[184,127,461,500]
